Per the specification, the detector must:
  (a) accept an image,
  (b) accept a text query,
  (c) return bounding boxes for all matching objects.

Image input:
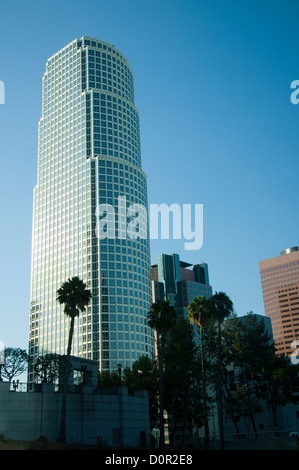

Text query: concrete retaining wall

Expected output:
[0,381,150,447]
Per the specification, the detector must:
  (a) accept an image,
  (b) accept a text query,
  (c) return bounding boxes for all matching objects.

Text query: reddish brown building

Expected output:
[259,247,299,357]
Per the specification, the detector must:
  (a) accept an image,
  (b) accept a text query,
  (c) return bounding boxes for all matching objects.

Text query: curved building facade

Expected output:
[29,37,153,377]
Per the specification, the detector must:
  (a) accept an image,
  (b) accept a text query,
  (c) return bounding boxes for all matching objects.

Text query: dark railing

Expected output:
[8,381,57,392]
[6,381,87,393]
[96,386,122,395]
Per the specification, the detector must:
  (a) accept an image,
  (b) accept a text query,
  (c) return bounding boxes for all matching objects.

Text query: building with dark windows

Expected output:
[28,37,153,380]
[259,246,299,357]
[151,253,213,345]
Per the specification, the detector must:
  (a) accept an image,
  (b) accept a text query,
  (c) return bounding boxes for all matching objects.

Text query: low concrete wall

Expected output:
[0,381,150,447]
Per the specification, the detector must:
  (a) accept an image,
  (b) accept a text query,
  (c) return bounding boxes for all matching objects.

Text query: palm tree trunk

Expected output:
[269,386,279,433]
[200,326,209,449]
[158,335,165,448]
[67,316,75,357]
[223,385,240,434]
[271,403,278,429]
[58,315,75,442]
[58,380,67,442]
[170,411,177,447]
[232,416,240,434]
[250,412,258,438]
[217,320,225,450]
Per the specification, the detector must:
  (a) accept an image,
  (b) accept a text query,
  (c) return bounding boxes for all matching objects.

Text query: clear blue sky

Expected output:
[0,0,298,352]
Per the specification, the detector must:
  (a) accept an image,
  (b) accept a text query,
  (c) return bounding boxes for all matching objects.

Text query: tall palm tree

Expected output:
[56,276,92,443]
[187,295,211,449]
[147,299,177,448]
[209,291,234,450]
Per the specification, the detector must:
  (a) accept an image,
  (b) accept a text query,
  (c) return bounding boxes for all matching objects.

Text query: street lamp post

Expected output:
[81,360,88,385]
[138,369,143,389]
[12,380,19,391]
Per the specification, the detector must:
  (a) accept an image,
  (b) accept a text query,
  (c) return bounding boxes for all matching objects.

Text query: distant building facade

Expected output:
[259,247,299,357]
[151,253,213,345]
[151,253,212,307]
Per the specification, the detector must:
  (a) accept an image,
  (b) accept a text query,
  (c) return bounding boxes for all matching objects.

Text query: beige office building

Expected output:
[259,247,299,357]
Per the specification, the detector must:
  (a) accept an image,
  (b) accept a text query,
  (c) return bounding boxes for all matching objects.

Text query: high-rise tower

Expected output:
[28,37,153,377]
[151,254,213,344]
[259,247,299,357]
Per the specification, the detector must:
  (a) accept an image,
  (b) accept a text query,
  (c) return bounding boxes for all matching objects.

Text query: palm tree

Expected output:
[56,276,92,442]
[147,299,177,448]
[209,291,234,450]
[187,296,211,449]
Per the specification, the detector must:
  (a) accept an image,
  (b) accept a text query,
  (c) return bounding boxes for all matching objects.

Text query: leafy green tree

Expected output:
[227,382,263,433]
[229,313,274,434]
[98,370,119,388]
[208,292,234,449]
[33,353,62,384]
[56,276,92,443]
[164,318,203,447]
[123,356,159,431]
[187,296,212,448]
[199,308,299,439]
[260,354,299,429]
[208,312,290,435]
[147,299,177,447]
[0,347,28,383]
[204,316,241,434]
